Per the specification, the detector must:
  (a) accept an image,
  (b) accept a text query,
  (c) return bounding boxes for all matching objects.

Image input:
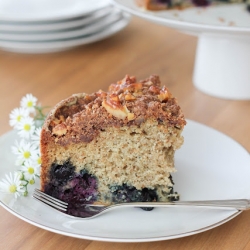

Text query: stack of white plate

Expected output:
[0,0,130,53]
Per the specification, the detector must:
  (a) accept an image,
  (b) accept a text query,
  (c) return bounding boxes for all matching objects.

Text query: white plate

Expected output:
[0,10,124,41]
[0,0,110,22]
[0,14,130,53]
[0,6,113,33]
[112,0,250,35]
[0,120,250,242]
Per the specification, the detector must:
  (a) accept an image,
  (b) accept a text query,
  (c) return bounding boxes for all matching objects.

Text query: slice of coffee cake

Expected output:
[40,75,186,217]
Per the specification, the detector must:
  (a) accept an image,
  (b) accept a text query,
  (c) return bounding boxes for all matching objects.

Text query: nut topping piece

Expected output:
[125,93,136,101]
[102,93,131,120]
[52,123,67,136]
[158,86,170,102]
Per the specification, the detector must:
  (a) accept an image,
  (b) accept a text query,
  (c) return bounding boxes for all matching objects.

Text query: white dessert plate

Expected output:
[112,0,250,35]
[0,10,124,41]
[0,6,113,33]
[0,120,250,242]
[0,0,111,22]
[0,13,130,54]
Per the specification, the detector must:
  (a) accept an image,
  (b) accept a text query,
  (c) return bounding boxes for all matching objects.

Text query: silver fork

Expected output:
[33,188,250,219]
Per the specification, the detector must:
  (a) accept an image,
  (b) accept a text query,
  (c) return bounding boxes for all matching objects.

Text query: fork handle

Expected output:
[106,199,250,211]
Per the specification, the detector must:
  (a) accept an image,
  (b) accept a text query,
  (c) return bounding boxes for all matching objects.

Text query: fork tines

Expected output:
[33,188,68,212]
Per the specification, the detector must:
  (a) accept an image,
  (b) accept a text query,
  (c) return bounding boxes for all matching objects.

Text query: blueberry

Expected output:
[50,161,75,184]
[192,0,211,6]
[44,183,61,198]
[169,174,174,185]
[156,0,172,6]
[80,169,89,176]
[110,184,158,211]
[141,207,154,211]
[109,184,179,211]
[45,162,99,217]
[167,187,180,201]
[62,174,98,217]
[62,175,98,204]
[141,188,157,202]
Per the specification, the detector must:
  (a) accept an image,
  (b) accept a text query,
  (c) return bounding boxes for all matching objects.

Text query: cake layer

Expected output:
[42,119,183,199]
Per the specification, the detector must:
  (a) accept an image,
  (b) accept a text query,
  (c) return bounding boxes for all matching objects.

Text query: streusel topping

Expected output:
[42,75,186,145]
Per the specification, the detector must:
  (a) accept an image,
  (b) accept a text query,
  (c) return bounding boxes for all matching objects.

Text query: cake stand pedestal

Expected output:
[193,34,250,100]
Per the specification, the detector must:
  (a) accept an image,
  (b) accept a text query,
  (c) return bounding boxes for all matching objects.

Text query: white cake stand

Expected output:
[112,0,250,100]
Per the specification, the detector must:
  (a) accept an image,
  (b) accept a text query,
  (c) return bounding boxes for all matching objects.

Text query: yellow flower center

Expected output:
[24,124,31,131]
[37,157,42,165]
[28,167,34,175]
[23,151,30,159]
[9,185,17,193]
[29,179,35,185]
[27,101,33,108]
[17,115,22,122]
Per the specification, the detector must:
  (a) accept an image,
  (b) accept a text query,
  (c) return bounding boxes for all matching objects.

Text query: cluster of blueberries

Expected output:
[44,161,177,217]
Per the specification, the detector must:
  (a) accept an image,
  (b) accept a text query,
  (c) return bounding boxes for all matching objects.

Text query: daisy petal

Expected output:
[20,94,37,114]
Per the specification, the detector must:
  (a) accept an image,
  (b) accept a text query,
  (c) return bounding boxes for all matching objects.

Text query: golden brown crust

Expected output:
[41,75,186,149]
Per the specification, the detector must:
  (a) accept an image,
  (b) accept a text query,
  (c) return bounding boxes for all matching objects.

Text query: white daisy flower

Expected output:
[0,172,24,198]
[31,127,42,146]
[11,140,26,155]
[9,107,29,129]
[20,94,37,114]
[21,160,40,181]
[12,141,38,166]
[32,154,42,167]
[16,117,35,139]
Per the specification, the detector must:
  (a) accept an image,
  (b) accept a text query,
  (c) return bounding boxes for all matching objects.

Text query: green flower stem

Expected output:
[34,105,49,128]
[21,178,29,196]
[34,105,49,121]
